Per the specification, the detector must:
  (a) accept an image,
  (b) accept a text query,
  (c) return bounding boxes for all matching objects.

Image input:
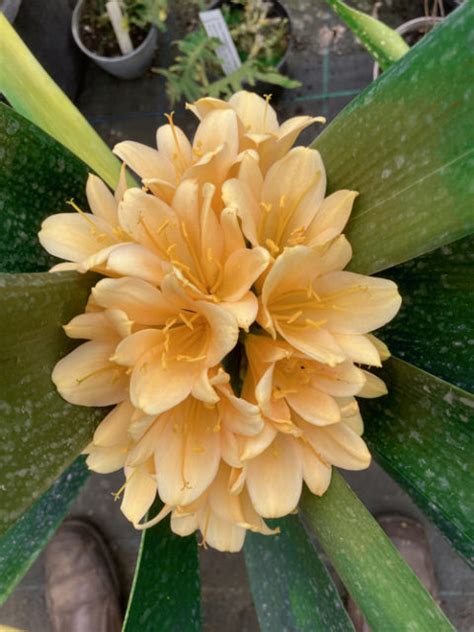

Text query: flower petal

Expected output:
[113,141,175,186]
[219,293,258,331]
[93,399,134,447]
[92,277,175,326]
[286,388,341,426]
[229,91,279,134]
[246,434,303,518]
[106,243,166,284]
[332,333,383,367]
[218,247,270,302]
[198,510,246,552]
[222,179,260,246]
[52,341,127,406]
[300,442,332,496]
[118,187,175,255]
[156,122,193,169]
[154,402,221,505]
[86,445,127,473]
[114,328,164,367]
[261,147,326,248]
[304,421,371,470]
[130,347,200,415]
[121,464,157,523]
[358,370,388,398]
[305,190,358,246]
[38,213,115,265]
[196,300,239,367]
[86,174,118,225]
[311,271,402,334]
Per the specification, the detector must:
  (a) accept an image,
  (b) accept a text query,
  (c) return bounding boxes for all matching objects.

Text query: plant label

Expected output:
[199,9,242,76]
[106,1,134,55]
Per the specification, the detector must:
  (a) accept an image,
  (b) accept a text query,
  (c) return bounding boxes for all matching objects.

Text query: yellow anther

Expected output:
[279,195,286,208]
[112,480,127,502]
[265,238,280,256]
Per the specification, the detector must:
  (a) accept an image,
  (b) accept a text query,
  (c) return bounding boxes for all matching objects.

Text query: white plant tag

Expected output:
[106,1,134,55]
[199,9,241,75]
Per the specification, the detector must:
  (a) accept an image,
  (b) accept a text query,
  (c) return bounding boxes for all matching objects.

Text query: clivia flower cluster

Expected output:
[39,92,401,552]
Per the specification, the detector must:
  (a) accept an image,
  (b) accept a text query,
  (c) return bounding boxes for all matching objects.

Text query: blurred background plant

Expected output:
[156,0,300,105]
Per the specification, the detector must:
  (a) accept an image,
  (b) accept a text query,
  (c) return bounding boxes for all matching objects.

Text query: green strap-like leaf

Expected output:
[123,504,201,631]
[0,104,89,273]
[0,271,103,535]
[301,472,455,631]
[324,0,409,69]
[244,515,355,631]
[312,2,474,275]
[378,235,474,393]
[0,15,121,188]
[362,357,474,567]
[0,457,89,605]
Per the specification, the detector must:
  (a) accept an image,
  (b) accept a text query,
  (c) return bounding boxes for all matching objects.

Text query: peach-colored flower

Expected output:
[38,168,131,274]
[258,243,401,366]
[40,91,402,553]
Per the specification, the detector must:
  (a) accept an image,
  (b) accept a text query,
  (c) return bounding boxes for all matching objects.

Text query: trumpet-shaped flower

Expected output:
[258,242,401,366]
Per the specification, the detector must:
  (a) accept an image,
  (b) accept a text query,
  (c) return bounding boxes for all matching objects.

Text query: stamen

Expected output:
[305,318,327,329]
[175,354,207,363]
[112,480,127,502]
[178,312,195,330]
[139,214,168,258]
[164,111,187,174]
[263,93,272,132]
[286,310,303,324]
[67,198,110,242]
[76,365,114,384]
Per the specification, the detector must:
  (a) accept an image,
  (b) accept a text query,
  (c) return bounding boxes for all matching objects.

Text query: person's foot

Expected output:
[44,518,122,632]
[347,514,438,632]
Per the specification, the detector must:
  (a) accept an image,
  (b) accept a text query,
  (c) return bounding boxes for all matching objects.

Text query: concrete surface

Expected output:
[1,0,473,630]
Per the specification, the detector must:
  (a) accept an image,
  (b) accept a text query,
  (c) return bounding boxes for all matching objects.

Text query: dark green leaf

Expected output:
[0,103,89,273]
[0,271,103,535]
[0,457,89,605]
[362,357,474,567]
[244,514,355,631]
[378,236,474,393]
[312,3,474,275]
[301,472,455,630]
[123,502,201,632]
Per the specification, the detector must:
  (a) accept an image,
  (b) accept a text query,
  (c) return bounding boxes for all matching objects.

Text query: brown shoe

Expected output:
[347,515,438,632]
[44,518,122,632]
